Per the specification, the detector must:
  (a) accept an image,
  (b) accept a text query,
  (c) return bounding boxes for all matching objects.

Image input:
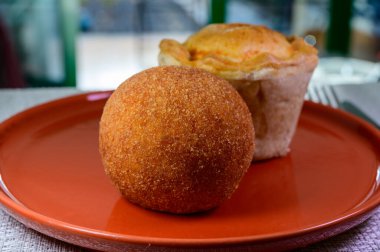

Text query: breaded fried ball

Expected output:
[99,66,255,214]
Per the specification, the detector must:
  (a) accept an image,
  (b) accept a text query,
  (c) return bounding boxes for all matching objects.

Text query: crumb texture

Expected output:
[99,66,255,213]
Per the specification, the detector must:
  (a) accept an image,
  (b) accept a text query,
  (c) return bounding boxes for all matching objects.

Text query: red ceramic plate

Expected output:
[0,91,379,252]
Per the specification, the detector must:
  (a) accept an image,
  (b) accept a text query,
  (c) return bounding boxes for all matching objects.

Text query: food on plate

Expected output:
[159,23,318,160]
[99,66,255,214]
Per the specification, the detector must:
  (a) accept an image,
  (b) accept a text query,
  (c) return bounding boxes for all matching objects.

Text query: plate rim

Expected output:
[0,91,379,247]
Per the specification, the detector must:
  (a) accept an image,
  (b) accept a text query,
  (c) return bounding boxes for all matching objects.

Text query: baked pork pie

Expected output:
[159,23,318,160]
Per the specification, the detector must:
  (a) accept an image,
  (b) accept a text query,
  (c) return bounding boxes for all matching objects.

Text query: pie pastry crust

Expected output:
[159,23,318,160]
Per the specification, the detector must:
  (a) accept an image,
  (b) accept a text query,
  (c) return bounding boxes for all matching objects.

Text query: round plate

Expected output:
[0,92,379,252]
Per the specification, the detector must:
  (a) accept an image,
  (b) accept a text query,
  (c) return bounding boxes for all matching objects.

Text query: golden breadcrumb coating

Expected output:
[99,66,255,213]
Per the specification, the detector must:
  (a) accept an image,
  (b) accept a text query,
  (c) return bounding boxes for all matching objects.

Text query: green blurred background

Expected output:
[0,0,379,89]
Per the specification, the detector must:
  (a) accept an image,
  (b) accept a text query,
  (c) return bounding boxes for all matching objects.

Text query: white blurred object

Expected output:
[77,32,191,90]
[310,57,380,87]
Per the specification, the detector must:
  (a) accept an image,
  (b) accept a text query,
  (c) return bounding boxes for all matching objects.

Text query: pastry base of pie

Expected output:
[227,66,312,160]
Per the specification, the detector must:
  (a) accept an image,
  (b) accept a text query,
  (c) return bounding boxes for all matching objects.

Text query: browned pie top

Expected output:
[159,23,318,80]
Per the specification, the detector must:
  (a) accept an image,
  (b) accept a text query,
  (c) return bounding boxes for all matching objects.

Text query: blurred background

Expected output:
[0,0,380,90]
